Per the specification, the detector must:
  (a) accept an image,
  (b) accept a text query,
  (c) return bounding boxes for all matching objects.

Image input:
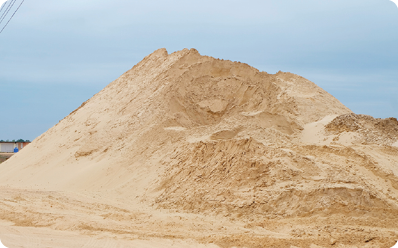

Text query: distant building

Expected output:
[0,142,30,153]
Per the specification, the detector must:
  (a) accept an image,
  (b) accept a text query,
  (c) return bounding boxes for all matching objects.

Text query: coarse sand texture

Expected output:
[0,48,398,248]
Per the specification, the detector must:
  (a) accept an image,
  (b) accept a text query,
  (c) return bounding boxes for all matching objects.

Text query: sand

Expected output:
[0,48,397,247]
[0,220,219,248]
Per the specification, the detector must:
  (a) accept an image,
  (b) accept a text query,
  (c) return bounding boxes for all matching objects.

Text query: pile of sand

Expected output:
[325,113,398,146]
[0,48,397,248]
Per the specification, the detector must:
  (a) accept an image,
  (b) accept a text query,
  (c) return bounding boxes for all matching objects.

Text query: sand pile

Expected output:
[0,48,397,248]
[325,113,398,146]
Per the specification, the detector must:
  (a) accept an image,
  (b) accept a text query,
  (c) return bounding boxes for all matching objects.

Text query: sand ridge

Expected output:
[0,48,397,247]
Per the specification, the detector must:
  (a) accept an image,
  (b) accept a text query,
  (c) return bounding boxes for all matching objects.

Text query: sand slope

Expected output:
[0,48,397,247]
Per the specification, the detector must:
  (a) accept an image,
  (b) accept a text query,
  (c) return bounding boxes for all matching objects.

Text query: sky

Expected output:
[0,0,398,141]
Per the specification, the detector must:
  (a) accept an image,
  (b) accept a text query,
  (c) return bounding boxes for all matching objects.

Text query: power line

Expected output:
[0,0,24,34]
[0,0,17,26]
[0,0,8,13]
[0,0,13,23]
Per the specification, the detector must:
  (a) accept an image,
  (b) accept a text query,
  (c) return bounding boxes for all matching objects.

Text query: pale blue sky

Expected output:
[1,0,398,141]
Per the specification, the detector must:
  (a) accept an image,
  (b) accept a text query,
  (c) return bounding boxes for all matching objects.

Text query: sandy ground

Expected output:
[0,182,397,247]
[1,186,345,248]
[0,187,224,248]
[0,220,218,248]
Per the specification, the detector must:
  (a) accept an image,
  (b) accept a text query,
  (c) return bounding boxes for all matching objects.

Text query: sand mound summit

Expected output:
[1,48,398,248]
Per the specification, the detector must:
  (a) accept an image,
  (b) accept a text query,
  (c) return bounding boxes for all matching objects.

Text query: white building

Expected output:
[0,142,29,153]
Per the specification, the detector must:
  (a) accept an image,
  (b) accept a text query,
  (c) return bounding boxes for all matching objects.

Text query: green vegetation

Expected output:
[0,139,30,142]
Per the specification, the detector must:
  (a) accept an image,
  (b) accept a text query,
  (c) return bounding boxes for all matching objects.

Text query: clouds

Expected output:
[2,0,397,77]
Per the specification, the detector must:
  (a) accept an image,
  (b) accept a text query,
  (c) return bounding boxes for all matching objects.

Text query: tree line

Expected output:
[0,139,31,143]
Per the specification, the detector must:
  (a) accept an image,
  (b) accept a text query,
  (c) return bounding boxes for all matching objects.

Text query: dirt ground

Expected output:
[0,153,13,164]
